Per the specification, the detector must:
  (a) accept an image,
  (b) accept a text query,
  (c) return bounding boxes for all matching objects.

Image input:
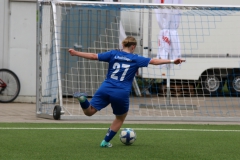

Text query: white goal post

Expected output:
[36,0,240,122]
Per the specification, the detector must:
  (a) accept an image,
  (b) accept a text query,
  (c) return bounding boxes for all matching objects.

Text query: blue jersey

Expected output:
[98,50,151,92]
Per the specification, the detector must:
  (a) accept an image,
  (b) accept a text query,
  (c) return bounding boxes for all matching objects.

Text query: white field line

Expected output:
[0,128,239,132]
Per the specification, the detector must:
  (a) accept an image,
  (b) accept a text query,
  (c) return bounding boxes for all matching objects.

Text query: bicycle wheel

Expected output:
[0,69,21,103]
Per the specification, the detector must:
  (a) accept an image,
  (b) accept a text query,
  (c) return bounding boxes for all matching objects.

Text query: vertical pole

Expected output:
[148,0,152,58]
[36,0,41,113]
[166,61,171,105]
[51,2,63,108]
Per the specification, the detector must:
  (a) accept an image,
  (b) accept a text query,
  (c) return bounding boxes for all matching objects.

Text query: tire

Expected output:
[0,69,21,103]
[200,73,223,95]
[53,105,61,120]
[228,74,240,96]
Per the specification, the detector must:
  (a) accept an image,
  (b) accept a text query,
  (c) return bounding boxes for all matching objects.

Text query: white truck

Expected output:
[138,2,240,95]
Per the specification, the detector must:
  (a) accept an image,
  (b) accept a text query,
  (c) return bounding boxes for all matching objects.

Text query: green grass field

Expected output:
[0,123,240,160]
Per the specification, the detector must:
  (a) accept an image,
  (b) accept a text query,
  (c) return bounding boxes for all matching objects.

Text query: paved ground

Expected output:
[0,103,52,123]
[0,102,239,125]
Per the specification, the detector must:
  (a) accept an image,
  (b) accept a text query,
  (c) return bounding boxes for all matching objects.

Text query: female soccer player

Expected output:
[68,36,185,147]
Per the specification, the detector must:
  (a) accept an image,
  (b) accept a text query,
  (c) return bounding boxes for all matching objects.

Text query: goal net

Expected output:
[36,0,240,122]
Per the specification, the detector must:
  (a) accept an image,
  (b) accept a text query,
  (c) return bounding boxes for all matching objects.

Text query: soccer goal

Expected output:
[36,0,240,122]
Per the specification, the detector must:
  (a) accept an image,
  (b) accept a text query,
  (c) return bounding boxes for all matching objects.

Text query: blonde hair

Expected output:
[122,36,137,47]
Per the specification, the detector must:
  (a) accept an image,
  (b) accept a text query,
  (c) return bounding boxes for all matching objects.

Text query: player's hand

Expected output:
[174,58,186,64]
[68,49,76,56]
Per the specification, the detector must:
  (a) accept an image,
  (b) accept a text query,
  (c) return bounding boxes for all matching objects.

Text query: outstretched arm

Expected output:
[149,58,185,65]
[68,49,98,60]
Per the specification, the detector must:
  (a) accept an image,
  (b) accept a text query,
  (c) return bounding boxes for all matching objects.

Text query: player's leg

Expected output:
[109,113,128,132]
[100,89,129,147]
[73,92,97,116]
[83,106,98,116]
[73,84,110,116]
[100,112,128,148]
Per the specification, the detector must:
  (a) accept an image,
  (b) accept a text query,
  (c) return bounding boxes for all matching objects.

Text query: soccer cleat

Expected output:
[72,92,88,102]
[100,140,113,148]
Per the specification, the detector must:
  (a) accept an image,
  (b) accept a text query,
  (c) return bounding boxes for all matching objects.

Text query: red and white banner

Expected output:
[154,0,182,68]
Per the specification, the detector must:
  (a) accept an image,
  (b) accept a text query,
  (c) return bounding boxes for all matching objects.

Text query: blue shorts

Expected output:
[90,84,129,115]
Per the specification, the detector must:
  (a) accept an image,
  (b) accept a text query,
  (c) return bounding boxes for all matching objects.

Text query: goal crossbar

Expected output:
[39,1,240,12]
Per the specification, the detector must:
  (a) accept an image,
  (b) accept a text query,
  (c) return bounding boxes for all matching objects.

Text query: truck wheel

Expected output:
[228,74,240,95]
[200,74,222,95]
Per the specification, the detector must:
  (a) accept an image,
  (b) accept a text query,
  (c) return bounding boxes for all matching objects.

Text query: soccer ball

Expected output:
[119,128,137,145]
